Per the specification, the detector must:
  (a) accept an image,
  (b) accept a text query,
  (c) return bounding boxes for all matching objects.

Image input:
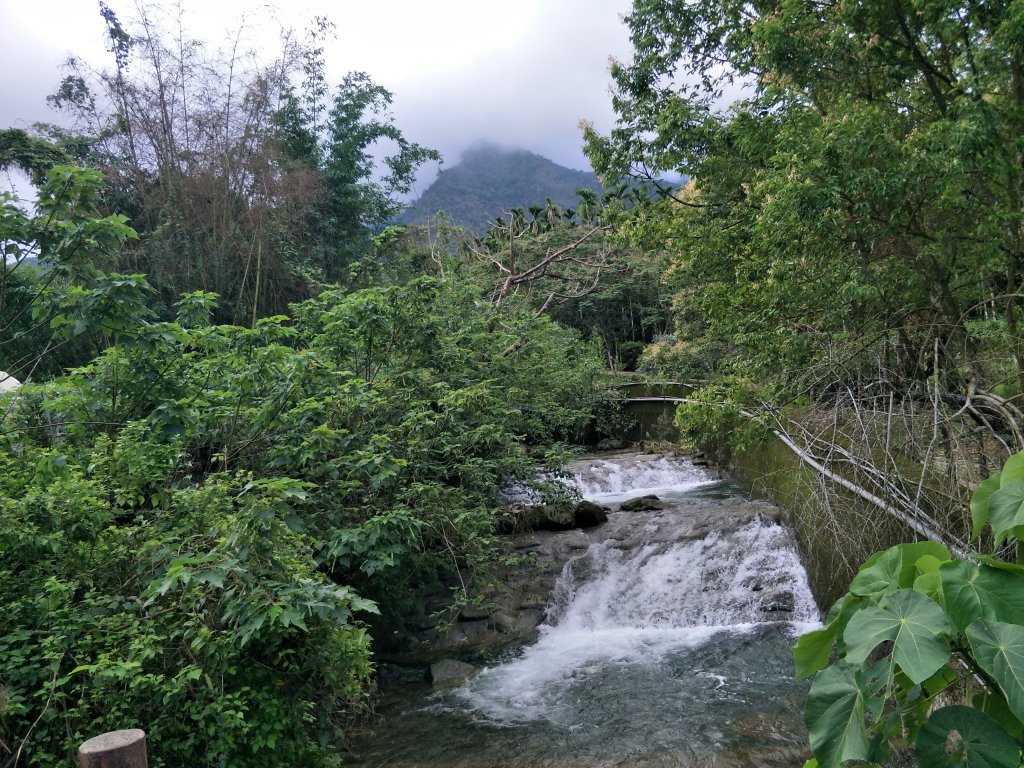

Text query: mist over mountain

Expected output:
[398,143,604,233]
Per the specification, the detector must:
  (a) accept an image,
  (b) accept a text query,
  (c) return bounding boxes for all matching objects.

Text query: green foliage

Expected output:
[1,165,144,380]
[0,128,73,182]
[280,70,441,284]
[672,378,772,452]
[586,0,1024,424]
[33,8,438,323]
[796,451,1024,768]
[0,269,605,765]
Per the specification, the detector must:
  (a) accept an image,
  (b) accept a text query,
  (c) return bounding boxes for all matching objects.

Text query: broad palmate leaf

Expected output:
[805,662,870,768]
[967,619,1024,723]
[843,589,950,683]
[916,705,1020,768]
[941,561,1024,633]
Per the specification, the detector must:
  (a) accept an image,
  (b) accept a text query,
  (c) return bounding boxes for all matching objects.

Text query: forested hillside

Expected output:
[397,143,604,233]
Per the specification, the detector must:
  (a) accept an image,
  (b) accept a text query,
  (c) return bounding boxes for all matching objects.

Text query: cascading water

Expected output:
[351,453,820,768]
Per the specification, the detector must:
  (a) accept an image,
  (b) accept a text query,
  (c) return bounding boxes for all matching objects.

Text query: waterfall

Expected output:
[351,452,819,767]
[454,454,818,725]
[568,452,716,503]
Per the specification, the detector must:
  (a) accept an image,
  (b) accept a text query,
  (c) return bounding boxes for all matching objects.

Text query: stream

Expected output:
[349,453,820,767]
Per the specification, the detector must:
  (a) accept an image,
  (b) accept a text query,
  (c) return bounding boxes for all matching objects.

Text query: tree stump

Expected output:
[78,729,148,768]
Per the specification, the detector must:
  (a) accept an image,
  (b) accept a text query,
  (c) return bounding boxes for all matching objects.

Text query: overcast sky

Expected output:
[1,0,635,198]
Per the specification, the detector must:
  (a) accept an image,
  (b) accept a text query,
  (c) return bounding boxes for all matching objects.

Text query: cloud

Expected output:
[0,0,634,181]
[387,1,633,173]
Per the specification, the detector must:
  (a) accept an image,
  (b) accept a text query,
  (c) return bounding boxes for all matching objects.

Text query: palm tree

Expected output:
[544,196,561,229]
[576,188,599,225]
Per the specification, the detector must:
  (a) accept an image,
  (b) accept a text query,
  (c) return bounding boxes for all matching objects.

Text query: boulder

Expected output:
[573,500,609,528]
[0,371,21,393]
[430,659,479,689]
[758,590,796,613]
[533,503,576,531]
[619,494,664,512]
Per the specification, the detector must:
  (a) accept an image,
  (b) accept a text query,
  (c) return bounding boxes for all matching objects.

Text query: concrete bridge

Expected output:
[613,381,697,443]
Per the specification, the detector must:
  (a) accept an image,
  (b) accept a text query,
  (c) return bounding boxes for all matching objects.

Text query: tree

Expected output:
[584,0,1024,558]
[0,165,146,382]
[311,72,441,283]
[0,271,607,766]
[36,5,438,322]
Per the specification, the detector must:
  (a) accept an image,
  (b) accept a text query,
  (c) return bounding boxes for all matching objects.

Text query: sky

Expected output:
[0,0,636,199]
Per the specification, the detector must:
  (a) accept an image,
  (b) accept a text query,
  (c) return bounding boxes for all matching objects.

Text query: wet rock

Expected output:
[458,604,492,621]
[758,590,796,613]
[533,503,576,531]
[619,494,664,511]
[376,663,429,687]
[597,438,624,451]
[430,659,479,689]
[491,609,544,634]
[573,500,609,528]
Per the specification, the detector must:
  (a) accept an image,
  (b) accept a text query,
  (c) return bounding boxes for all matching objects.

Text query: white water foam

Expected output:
[567,453,718,504]
[452,453,819,725]
[455,513,819,723]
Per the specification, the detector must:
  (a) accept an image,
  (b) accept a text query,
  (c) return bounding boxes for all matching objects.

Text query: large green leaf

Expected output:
[972,474,1003,539]
[849,546,903,598]
[916,705,1020,768]
[848,543,950,599]
[1000,452,1024,486]
[941,561,1024,633]
[795,597,860,679]
[843,589,951,683]
[805,662,870,768]
[988,479,1024,545]
[967,619,1024,723]
[795,623,840,680]
[896,541,952,579]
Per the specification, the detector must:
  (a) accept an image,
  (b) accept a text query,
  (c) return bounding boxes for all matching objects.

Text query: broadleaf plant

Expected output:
[797,450,1024,768]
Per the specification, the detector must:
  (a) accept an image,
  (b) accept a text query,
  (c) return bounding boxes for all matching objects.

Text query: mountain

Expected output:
[398,143,604,233]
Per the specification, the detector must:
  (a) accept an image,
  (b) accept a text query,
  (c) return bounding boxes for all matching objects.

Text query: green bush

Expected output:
[0,277,606,766]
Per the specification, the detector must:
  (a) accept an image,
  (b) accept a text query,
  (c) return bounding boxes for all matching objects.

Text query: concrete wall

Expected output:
[728,438,914,610]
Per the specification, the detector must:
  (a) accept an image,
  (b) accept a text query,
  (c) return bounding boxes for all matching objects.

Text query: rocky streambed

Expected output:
[353,453,820,767]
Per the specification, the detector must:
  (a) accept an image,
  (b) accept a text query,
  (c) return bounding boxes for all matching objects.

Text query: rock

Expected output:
[376,663,429,687]
[429,659,479,689]
[596,438,624,451]
[573,500,609,528]
[533,503,576,531]
[491,608,544,634]
[458,604,492,621]
[619,494,664,511]
[758,590,796,613]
